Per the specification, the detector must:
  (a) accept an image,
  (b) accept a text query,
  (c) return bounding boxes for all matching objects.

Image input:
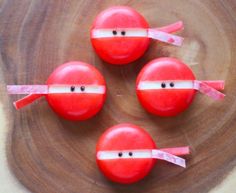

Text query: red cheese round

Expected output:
[91,6,150,65]
[46,61,106,121]
[96,123,156,184]
[136,58,196,116]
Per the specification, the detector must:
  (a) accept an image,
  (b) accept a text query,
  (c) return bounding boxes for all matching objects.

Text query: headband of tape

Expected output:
[91,21,184,46]
[97,146,190,168]
[137,80,225,100]
[7,84,106,109]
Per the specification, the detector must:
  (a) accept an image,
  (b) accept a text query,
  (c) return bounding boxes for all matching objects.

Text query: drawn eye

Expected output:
[128,152,133,157]
[170,82,175,87]
[161,82,166,88]
[112,30,117,35]
[121,31,126,36]
[118,152,123,157]
[70,86,75,92]
[80,86,85,91]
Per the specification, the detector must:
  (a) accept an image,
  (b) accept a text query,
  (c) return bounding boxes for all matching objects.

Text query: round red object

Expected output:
[136,58,196,116]
[90,6,150,65]
[46,61,106,121]
[96,123,156,184]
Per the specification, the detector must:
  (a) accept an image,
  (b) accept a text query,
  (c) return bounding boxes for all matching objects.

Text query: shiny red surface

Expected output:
[91,6,150,65]
[46,61,106,121]
[96,124,156,184]
[136,58,196,116]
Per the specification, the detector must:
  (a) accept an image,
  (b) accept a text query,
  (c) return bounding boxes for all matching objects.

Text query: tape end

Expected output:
[217,93,226,100]
[160,146,190,156]
[219,81,225,91]
[13,101,20,110]
[173,37,184,46]
[96,151,101,160]
[178,21,184,31]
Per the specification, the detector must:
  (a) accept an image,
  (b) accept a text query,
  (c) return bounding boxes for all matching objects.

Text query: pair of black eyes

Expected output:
[118,152,133,157]
[161,82,175,88]
[112,30,126,36]
[70,86,85,92]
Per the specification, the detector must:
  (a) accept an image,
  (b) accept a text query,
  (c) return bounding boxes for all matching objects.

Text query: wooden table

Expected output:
[0,0,236,192]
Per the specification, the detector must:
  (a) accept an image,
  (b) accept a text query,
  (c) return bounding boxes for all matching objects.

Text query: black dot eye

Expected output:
[170,82,174,87]
[70,86,75,92]
[129,152,133,156]
[118,152,123,157]
[161,83,166,88]
[80,86,85,91]
[121,31,126,36]
[112,30,117,35]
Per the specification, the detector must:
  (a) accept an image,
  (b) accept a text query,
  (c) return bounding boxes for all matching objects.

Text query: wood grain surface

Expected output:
[0,0,236,193]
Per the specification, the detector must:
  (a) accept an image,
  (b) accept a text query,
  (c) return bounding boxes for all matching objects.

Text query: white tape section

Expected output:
[97,149,186,168]
[7,85,106,94]
[137,80,194,90]
[91,28,148,38]
[48,85,106,94]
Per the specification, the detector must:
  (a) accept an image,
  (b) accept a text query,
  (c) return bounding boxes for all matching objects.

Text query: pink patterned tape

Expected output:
[7,85,48,94]
[193,81,225,100]
[152,150,186,168]
[148,29,184,46]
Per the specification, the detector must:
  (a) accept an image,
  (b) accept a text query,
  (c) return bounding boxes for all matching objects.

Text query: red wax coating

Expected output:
[136,58,225,116]
[96,123,156,184]
[136,58,196,117]
[46,61,106,121]
[91,6,150,65]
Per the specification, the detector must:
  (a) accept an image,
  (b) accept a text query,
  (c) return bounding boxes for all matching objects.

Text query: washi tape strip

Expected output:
[147,29,183,46]
[160,146,190,156]
[156,21,184,33]
[97,146,189,168]
[151,21,184,46]
[137,80,225,100]
[7,85,48,94]
[91,21,184,46]
[151,149,186,168]
[13,94,44,110]
[193,81,225,100]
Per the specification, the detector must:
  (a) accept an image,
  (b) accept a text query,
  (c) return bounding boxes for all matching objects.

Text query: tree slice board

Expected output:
[0,0,236,193]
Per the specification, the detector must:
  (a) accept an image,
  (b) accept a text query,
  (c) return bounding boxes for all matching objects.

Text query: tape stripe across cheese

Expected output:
[137,80,225,100]
[91,28,183,46]
[137,80,194,90]
[97,149,186,168]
